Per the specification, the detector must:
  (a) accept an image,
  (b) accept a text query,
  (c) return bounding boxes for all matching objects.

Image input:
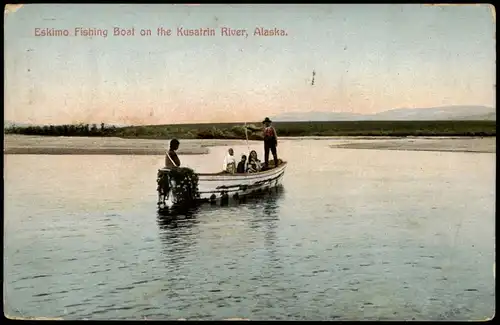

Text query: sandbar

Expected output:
[3,134,496,155]
[3,135,255,155]
[328,136,496,153]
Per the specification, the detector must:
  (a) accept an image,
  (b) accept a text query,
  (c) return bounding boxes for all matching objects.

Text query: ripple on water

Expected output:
[88,268,112,275]
[60,234,86,239]
[62,257,78,262]
[17,274,52,281]
[115,286,135,291]
[34,290,70,298]
[88,305,136,316]
[64,302,93,308]
[312,269,328,274]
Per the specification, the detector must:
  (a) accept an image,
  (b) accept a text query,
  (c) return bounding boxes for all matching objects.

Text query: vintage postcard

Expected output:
[3,3,495,321]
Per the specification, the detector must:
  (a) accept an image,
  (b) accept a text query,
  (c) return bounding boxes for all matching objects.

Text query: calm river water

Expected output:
[4,139,495,320]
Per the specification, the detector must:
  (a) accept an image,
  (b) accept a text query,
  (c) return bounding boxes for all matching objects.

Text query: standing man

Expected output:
[262,117,279,168]
[165,139,181,168]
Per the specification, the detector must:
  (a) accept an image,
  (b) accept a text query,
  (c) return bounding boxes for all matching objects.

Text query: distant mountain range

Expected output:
[271,106,496,122]
[4,106,496,128]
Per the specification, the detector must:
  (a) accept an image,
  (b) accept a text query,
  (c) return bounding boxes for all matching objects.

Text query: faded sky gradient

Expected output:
[4,4,496,125]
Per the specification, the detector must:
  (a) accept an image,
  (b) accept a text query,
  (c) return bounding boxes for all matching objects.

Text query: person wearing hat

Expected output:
[262,117,279,168]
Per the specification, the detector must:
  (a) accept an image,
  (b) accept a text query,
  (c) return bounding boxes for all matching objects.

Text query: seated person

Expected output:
[222,148,236,174]
[237,155,247,173]
[246,150,262,173]
[165,139,181,168]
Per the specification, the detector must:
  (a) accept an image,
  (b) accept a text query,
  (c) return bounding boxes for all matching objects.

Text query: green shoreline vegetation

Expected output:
[4,120,496,139]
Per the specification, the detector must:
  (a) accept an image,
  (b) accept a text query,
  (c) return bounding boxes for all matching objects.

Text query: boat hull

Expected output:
[197,162,287,202]
[158,162,287,208]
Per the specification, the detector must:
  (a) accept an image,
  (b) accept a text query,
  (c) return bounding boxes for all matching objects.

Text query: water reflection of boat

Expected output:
[158,184,285,217]
[156,211,199,270]
[158,161,287,212]
[157,210,199,229]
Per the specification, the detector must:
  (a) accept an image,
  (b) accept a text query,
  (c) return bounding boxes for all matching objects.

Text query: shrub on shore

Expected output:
[4,120,496,139]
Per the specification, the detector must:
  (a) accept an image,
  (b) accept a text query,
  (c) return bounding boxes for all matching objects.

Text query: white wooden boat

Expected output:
[197,161,287,202]
[157,161,287,209]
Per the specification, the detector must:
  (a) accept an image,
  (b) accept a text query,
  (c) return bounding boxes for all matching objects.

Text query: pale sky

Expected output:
[4,4,496,125]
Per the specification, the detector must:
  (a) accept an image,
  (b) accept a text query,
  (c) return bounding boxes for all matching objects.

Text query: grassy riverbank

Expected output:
[4,120,496,139]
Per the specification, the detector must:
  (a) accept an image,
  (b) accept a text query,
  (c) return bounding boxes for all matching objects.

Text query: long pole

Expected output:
[244,122,250,153]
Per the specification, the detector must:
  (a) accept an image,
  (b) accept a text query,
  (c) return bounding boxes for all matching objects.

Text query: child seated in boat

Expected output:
[246,150,262,173]
[237,155,247,173]
[222,148,236,174]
